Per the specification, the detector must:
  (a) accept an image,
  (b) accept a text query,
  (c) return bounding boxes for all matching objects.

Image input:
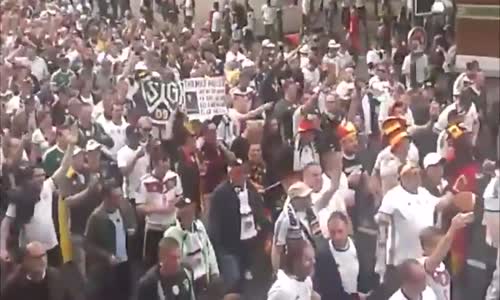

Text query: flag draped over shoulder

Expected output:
[58,167,74,263]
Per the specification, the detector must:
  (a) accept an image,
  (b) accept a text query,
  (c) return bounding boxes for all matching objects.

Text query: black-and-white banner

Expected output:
[132,78,185,125]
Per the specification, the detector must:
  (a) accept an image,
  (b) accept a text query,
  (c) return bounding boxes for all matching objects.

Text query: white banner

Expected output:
[182,77,227,120]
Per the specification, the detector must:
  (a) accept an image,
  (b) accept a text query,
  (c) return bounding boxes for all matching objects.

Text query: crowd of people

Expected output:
[0,0,499,300]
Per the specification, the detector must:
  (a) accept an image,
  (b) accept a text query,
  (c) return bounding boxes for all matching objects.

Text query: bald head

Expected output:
[22,241,47,281]
[398,259,427,294]
[137,116,153,128]
[25,241,46,258]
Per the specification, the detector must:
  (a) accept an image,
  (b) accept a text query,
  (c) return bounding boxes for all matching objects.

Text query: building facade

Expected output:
[456,0,500,76]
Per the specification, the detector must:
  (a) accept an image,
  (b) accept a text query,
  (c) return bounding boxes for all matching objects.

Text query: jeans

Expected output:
[218,253,242,294]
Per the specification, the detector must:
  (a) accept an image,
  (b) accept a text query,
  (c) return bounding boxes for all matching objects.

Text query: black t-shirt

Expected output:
[342,154,364,177]
[2,274,50,300]
[160,269,193,300]
[273,99,298,143]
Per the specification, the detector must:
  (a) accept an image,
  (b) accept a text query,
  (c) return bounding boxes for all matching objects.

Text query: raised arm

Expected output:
[424,212,473,273]
[52,125,79,184]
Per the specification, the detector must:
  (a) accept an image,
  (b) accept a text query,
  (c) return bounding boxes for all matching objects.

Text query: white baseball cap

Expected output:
[423,152,446,169]
[261,39,276,48]
[328,39,340,48]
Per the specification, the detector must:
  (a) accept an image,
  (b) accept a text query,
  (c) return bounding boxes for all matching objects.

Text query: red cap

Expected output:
[298,118,316,133]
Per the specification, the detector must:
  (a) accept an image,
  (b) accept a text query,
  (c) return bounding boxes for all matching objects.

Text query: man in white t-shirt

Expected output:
[366,44,384,76]
[1,169,58,258]
[402,45,429,89]
[375,162,453,297]
[261,0,276,40]
[136,150,183,267]
[99,102,129,159]
[0,132,77,267]
[418,213,473,300]
[210,2,223,40]
[268,240,318,300]
[117,126,150,202]
[389,259,437,300]
[11,46,50,82]
[302,162,351,238]
[272,182,321,273]
[302,55,321,90]
[372,140,419,197]
[434,90,480,147]
[225,39,247,64]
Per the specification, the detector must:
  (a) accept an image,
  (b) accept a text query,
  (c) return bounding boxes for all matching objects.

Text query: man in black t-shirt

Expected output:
[137,237,195,300]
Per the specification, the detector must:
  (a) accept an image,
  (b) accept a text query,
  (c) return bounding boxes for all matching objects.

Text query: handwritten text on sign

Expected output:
[183,77,227,120]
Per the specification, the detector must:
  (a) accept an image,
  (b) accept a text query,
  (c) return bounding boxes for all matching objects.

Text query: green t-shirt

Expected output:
[42,145,64,176]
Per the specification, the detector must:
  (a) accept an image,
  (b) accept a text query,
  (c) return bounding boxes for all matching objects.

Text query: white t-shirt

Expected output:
[14,56,49,82]
[184,0,194,17]
[107,209,128,262]
[226,51,247,64]
[452,72,472,96]
[302,0,312,14]
[6,179,58,251]
[261,4,277,25]
[434,101,478,135]
[117,145,150,200]
[267,270,313,300]
[483,173,500,248]
[302,66,321,89]
[366,49,383,72]
[402,53,429,86]
[237,185,258,240]
[418,257,451,300]
[389,287,437,300]
[330,238,359,294]
[378,185,440,265]
[211,11,222,32]
[5,95,22,115]
[373,144,419,195]
[100,120,129,159]
[336,51,354,70]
